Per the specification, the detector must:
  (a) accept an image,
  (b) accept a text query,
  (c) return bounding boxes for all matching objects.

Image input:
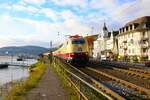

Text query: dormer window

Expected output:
[146,23,150,28]
[126,26,128,31]
[122,28,124,33]
[134,23,139,29]
[130,25,132,30]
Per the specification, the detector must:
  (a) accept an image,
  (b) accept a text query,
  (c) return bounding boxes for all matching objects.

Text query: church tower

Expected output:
[102,22,108,38]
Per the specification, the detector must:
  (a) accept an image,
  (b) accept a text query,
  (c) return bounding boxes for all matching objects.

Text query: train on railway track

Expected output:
[50,35,89,64]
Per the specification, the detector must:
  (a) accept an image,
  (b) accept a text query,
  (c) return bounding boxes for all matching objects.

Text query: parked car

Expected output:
[101,55,107,60]
[145,60,150,67]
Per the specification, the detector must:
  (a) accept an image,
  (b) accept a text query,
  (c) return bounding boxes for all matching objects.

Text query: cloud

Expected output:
[0,0,150,48]
[12,4,39,13]
[0,15,35,37]
[40,8,59,22]
[60,10,79,20]
[17,14,90,37]
[86,0,150,30]
[107,0,150,26]
[90,0,118,10]
[0,15,43,47]
[50,0,89,9]
[23,0,46,5]
[0,2,40,15]
[0,13,91,47]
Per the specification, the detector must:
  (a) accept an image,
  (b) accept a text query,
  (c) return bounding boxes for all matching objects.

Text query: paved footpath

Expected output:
[24,63,69,100]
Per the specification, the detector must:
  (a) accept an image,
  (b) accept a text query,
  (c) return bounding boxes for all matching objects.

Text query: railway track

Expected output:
[81,66,150,99]
[57,59,150,99]
[89,61,150,89]
[91,60,150,70]
[109,67,150,89]
[58,59,125,100]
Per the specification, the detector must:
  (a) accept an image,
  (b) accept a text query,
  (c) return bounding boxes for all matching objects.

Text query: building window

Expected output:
[143,32,145,36]
[130,34,132,38]
[132,49,134,53]
[128,43,130,46]
[128,34,130,38]
[146,23,150,28]
[130,39,134,44]
[130,25,132,30]
[128,49,131,53]
[143,48,147,53]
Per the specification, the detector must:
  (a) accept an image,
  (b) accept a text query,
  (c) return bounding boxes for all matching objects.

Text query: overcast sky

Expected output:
[0,0,149,48]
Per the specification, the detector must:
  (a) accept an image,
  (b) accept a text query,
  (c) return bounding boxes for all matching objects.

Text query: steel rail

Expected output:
[87,67,150,99]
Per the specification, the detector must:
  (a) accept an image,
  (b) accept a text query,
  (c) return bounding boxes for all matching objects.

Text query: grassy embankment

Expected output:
[4,61,46,100]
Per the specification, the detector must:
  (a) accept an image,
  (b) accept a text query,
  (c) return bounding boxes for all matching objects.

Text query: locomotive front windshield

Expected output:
[72,38,85,44]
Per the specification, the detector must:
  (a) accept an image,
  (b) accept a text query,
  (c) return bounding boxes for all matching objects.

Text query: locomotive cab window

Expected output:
[72,38,85,44]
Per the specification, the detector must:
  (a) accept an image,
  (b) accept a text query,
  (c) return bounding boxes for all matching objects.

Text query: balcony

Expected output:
[124,47,127,50]
[141,53,148,57]
[141,43,149,49]
[140,41,149,48]
[123,40,127,43]
[141,34,148,41]
[141,37,148,41]
[141,49,148,57]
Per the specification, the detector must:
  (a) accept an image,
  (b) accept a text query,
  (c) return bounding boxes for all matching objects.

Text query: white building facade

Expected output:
[148,30,150,60]
[93,23,108,59]
[93,23,118,60]
[118,16,150,62]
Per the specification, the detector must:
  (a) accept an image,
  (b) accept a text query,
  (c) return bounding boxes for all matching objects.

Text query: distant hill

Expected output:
[0,46,49,56]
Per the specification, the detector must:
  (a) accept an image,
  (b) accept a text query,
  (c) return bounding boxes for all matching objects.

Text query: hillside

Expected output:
[0,46,49,56]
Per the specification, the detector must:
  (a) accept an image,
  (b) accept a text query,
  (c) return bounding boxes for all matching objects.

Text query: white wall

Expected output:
[148,30,150,60]
[118,32,143,57]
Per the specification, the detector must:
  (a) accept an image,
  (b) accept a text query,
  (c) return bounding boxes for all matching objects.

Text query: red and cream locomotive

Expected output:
[52,35,89,64]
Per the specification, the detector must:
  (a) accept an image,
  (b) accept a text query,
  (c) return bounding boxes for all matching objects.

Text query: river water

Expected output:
[0,56,37,85]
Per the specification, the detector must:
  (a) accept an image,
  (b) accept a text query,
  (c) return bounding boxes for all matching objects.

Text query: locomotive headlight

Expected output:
[85,52,88,55]
[70,53,75,57]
